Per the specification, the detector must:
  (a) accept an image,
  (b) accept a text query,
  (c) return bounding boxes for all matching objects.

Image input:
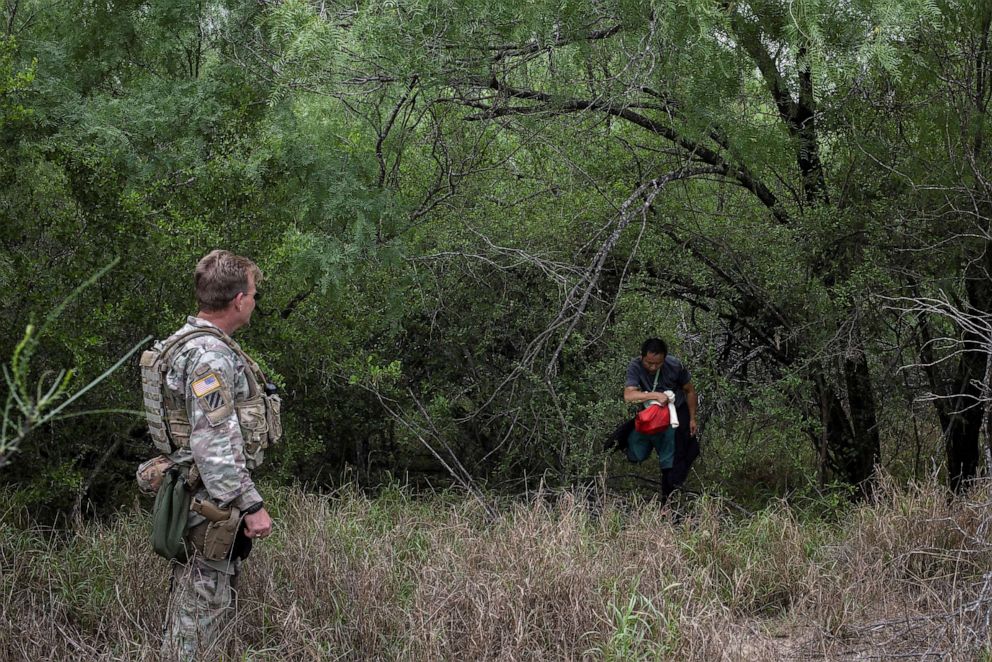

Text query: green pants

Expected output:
[626,426,676,470]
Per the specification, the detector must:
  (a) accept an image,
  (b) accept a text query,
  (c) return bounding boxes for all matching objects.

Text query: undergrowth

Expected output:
[1,477,991,660]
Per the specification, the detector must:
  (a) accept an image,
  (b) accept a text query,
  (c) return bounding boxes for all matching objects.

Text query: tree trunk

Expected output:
[944,271,992,491]
[944,378,982,492]
[811,353,880,491]
[842,353,881,488]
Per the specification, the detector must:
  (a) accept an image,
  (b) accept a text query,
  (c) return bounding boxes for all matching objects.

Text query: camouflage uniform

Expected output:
[159,316,266,661]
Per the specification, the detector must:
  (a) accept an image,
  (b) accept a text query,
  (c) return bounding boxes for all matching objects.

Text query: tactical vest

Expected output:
[139,326,282,463]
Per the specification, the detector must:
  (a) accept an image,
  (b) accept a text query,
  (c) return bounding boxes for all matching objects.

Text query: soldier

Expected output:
[147,250,280,660]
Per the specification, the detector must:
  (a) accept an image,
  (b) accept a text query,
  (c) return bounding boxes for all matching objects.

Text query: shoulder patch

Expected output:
[202,391,225,411]
[192,373,222,397]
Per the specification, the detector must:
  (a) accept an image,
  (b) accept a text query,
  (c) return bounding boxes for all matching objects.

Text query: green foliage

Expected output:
[1,261,149,470]
[0,36,34,128]
[1,0,989,516]
[596,585,676,660]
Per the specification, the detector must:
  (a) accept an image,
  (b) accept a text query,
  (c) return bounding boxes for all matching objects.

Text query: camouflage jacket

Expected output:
[159,317,264,519]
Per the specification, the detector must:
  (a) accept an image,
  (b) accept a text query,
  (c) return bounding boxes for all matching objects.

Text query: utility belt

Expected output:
[140,455,253,563]
[187,497,251,563]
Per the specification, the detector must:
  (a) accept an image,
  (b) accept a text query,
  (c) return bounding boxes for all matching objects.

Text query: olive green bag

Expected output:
[151,467,191,561]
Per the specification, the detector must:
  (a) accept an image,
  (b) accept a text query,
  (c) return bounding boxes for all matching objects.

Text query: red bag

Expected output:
[634,403,670,435]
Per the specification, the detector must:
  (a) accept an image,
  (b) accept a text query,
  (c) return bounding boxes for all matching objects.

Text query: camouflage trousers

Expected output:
[161,557,239,661]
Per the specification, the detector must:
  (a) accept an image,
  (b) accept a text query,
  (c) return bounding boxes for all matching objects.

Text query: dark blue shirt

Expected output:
[625,355,691,409]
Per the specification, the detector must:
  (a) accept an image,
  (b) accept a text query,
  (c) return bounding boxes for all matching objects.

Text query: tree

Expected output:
[260,0,947,487]
[856,1,992,490]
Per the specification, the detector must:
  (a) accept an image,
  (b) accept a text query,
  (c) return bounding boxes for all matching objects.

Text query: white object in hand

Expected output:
[664,390,679,428]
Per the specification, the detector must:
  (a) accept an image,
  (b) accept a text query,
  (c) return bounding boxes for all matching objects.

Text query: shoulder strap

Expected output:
[157,327,222,363]
[159,326,264,397]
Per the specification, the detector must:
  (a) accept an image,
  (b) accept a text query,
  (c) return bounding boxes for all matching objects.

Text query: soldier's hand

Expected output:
[244,507,273,539]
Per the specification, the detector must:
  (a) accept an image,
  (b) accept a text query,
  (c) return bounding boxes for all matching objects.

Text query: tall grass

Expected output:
[2,478,991,660]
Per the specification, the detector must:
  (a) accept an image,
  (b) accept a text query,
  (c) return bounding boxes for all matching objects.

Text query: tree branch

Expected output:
[467,77,789,224]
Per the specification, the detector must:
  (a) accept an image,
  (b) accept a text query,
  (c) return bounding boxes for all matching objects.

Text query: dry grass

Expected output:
[2,478,992,661]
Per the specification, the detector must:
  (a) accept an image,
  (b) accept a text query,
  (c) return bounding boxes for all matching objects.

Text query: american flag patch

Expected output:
[191,373,222,397]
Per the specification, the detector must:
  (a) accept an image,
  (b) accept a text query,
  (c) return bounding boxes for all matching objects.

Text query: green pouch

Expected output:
[151,467,192,561]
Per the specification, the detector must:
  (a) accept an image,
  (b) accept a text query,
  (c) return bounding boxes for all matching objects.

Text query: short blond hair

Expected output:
[194,250,263,312]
